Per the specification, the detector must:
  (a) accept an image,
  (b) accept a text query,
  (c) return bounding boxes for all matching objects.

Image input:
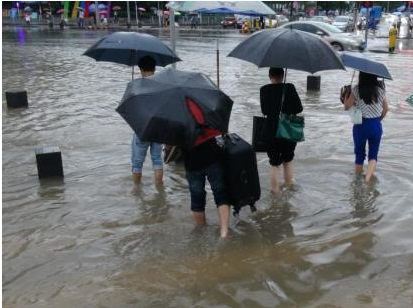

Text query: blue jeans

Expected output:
[353,117,382,165]
[131,134,163,173]
[186,162,228,212]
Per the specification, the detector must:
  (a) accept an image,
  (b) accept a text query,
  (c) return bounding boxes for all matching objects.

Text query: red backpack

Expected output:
[186,97,222,146]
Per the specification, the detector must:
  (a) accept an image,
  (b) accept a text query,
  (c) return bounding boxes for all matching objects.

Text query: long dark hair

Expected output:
[358,72,385,105]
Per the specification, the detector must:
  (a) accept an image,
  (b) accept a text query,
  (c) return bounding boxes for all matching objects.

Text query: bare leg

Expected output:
[193,212,206,225]
[133,173,142,184]
[218,205,230,238]
[154,169,163,185]
[365,160,377,183]
[355,164,363,175]
[283,162,293,186]
[270,166,280,194]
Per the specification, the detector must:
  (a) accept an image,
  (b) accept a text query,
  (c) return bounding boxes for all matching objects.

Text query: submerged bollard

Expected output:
[35,147,64,179]
[307,75,321,91]
[5,90,28,108]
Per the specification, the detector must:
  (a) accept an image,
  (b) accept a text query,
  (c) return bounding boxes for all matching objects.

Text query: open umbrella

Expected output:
[57,9,65,14]
[83,32,181,79]
[116,68,233,148]
[112,6,121,11]
[228,28,344,73]
[24,6,32,12]
[138,7,146,12]
[98,10,107,15]
[339,52,392,80]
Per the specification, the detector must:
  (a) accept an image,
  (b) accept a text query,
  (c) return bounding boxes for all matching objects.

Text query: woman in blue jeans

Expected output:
[344,72,389,183]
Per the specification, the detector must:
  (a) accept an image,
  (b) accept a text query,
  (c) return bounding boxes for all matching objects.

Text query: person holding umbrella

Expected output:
[183,98,230,239]
[343,72,389,183]
[260,68,303,194]
[131,56,164,185]
[228,28,345,193]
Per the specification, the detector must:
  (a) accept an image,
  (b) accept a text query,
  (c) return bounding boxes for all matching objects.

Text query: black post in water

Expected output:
[6,90,28,108]
[35,147,64,179]
[307,75,321,91]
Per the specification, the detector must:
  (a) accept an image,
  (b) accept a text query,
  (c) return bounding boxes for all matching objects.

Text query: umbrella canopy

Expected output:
[57,9,65,14]
[112,6,121,11]
[340,52,392,80]
[24,6,32,12]
[228,28,345,73]
[116,68,233,148]
[138,7,146,12]
[168,1,275,15]
[98,10,107,15]
[83,32,181,67]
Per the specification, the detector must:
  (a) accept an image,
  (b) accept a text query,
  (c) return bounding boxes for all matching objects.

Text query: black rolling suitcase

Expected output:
[217,134,261,215]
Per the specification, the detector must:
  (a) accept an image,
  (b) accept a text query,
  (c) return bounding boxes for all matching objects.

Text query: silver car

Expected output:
[309,16,331,24]
[332,15,355,32]
[280,21,365,51]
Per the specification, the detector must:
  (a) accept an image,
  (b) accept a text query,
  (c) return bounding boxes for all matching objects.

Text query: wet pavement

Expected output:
[2,27,413,307]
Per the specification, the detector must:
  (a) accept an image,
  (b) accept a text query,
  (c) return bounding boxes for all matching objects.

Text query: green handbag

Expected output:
[275,84,305,142]
[276,113,305,142]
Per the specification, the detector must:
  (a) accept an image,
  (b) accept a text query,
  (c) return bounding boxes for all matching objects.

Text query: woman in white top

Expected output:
[344,72,389,183]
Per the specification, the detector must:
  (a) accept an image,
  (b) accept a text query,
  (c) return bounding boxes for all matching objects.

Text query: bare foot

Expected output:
[133,173,142,184]
[220,226,228,239]
[271,188,280,194]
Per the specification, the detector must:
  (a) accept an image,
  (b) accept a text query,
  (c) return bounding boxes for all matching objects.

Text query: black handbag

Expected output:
[252,116,268,152]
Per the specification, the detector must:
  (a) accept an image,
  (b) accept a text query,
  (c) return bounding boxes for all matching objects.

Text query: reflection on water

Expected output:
[2,27,413,307]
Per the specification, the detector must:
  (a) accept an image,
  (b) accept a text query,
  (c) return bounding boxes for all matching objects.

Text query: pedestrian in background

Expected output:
[343,72,389,183]
[78,9,84,28]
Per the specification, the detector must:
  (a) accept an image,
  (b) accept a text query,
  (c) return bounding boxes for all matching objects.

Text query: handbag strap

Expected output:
[278,69,288,118]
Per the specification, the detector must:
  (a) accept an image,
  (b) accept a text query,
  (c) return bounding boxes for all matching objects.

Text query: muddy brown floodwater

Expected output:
[2,27,413,307]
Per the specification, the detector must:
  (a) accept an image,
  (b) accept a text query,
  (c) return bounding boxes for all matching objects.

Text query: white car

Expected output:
[332,15,355,32]
[310,16,331,24]
[280,21,365,51]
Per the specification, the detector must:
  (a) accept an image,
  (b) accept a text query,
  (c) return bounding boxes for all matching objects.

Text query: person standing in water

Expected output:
[344,72,389,183]
[260,68,303,193]
[130,56,163,185]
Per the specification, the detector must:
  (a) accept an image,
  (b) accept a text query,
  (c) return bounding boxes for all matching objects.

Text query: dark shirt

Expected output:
[260,83,303,141]
[184,138,222,172]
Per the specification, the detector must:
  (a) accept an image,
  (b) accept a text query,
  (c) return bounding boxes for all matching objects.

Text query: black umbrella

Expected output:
[116,68,233,148]
[228,28,345,73]
[340,52,392,80]
[83,32,181,79]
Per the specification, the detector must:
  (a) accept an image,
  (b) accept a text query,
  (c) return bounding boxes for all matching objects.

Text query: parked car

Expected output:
[221,16,237,28]
[310,15,331,24]
[332,15,355,32]
[280,21,365,51]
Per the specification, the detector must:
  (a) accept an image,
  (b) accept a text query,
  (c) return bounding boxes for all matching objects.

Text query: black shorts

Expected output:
[267,138,297,166]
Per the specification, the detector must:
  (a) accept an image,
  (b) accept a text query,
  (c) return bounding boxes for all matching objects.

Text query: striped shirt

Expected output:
[352,85,385,119]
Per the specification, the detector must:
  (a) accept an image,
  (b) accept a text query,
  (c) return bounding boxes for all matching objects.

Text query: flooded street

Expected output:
[2,27,413,307]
